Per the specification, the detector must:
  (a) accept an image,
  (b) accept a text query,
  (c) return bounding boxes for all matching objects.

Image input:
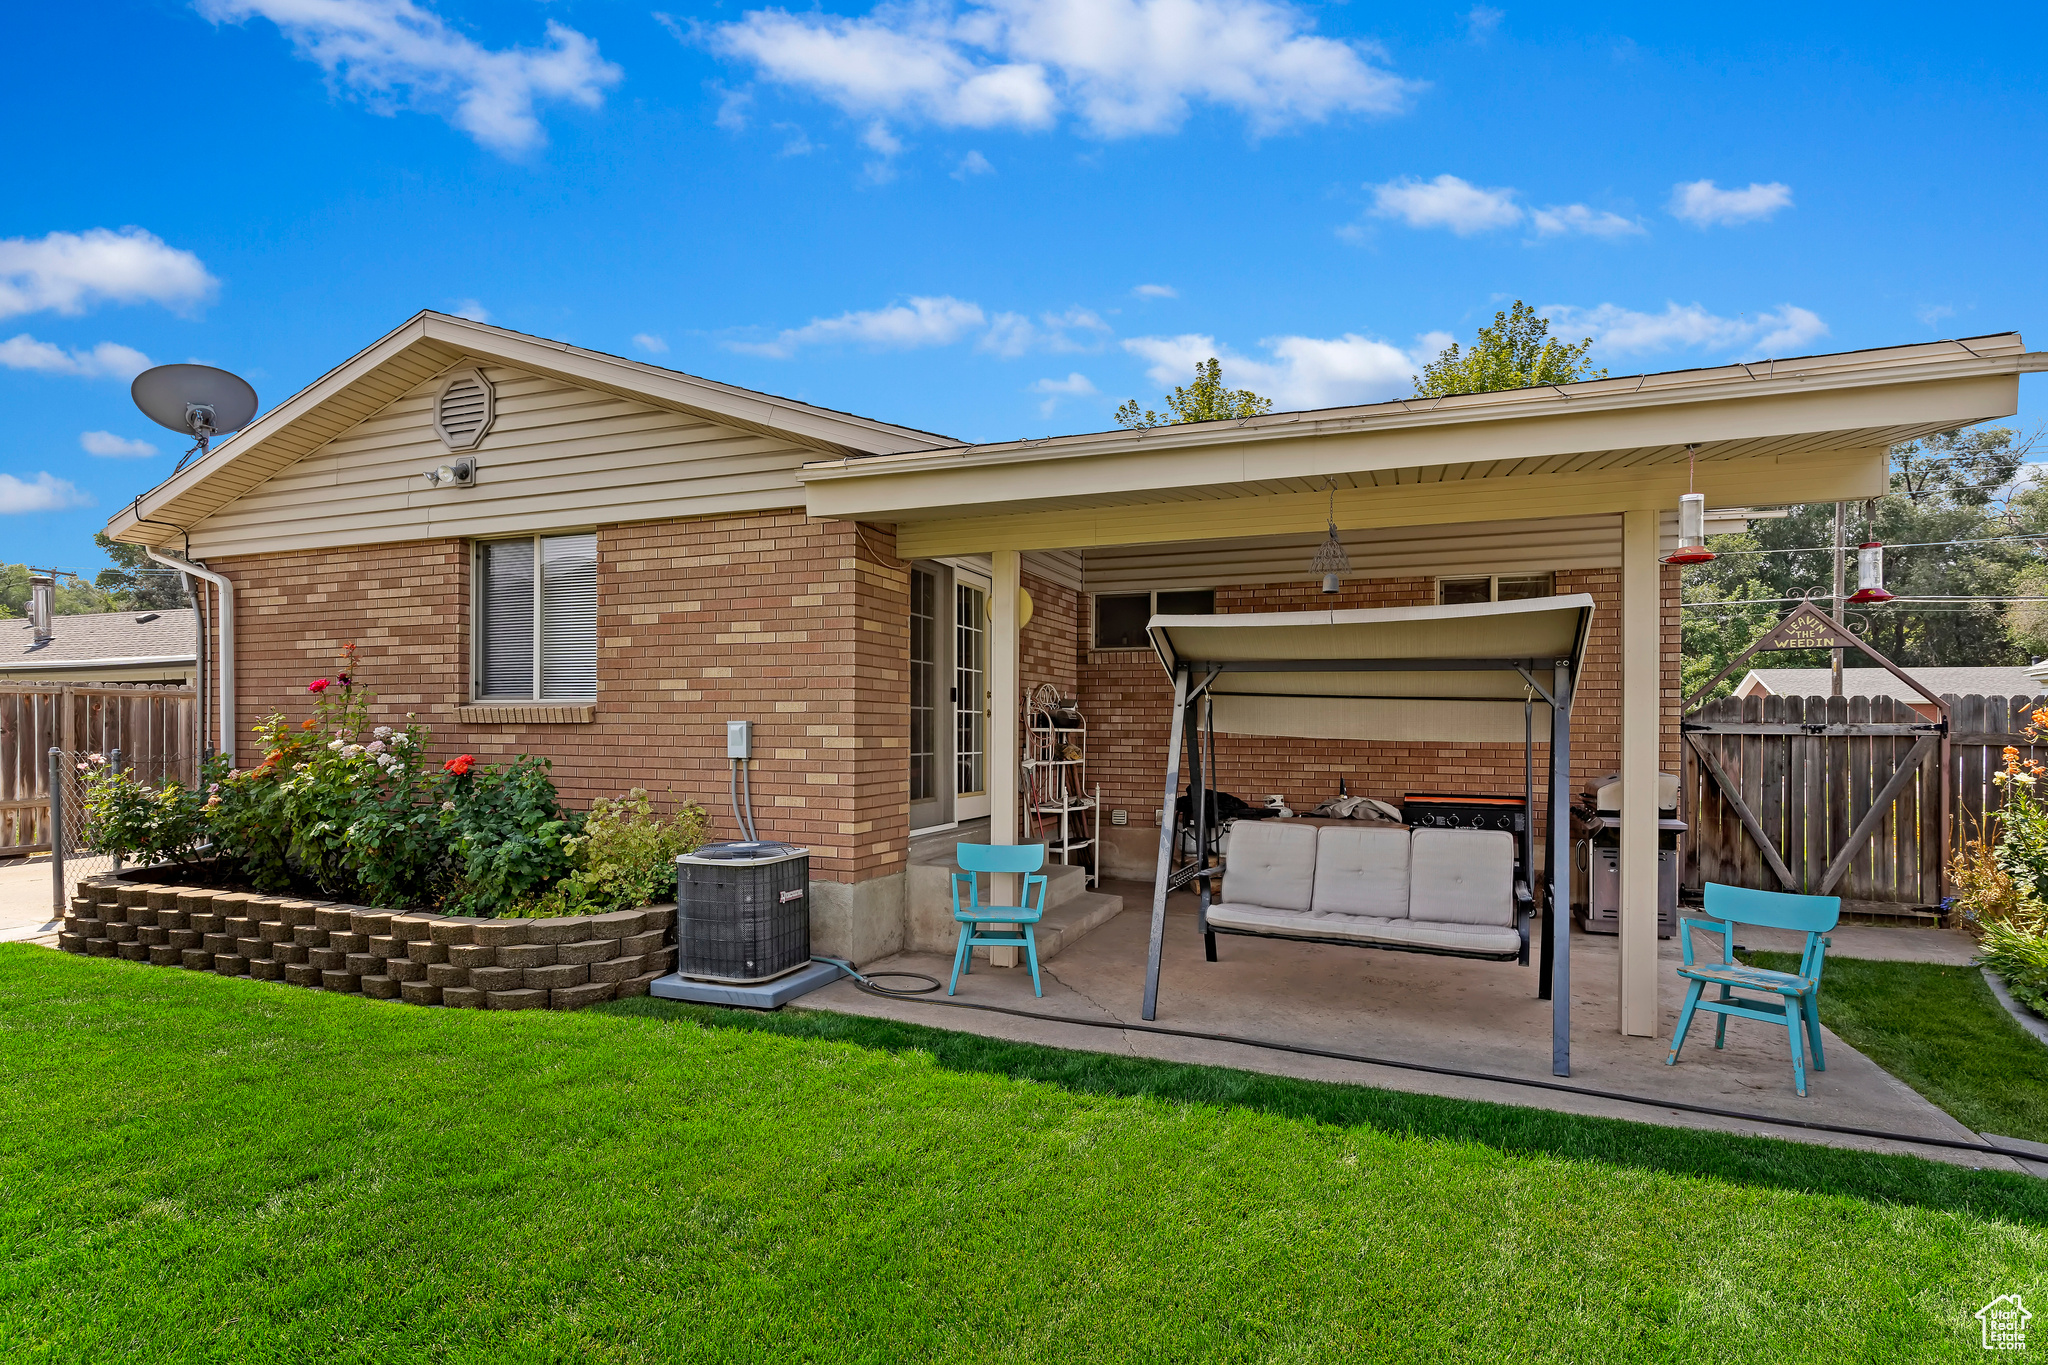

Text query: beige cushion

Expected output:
[1311,825,1410,919]
[1206,902,1519,956]
[1219,819,1318,912]
[1409,828,1516,927]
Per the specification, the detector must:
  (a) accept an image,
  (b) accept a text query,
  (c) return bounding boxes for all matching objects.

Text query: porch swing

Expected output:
[1138,595,1597,1076]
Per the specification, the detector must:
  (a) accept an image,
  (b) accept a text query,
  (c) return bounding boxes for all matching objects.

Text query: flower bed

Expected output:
[1949,717,2048,1019]
[59,869,675,1010]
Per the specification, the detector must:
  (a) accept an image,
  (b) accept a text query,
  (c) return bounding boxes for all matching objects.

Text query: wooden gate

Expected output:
[0,684,196,855]
[1682,693,1944,916]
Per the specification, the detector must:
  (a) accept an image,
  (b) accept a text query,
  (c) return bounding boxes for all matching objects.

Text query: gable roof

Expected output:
[104,311,958,548]
[1,609,196,671]
[1735,666,2044,701]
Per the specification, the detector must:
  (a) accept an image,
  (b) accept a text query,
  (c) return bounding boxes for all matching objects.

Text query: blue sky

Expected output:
[6,0,2045,574]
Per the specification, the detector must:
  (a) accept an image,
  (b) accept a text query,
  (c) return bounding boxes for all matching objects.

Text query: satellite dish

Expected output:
[131,364,259,471]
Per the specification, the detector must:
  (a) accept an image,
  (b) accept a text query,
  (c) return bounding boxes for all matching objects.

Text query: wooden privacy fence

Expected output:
[1683,692,2048,917]
[0,684,197,856]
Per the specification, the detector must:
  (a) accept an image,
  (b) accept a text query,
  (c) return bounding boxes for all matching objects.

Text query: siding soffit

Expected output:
[105,311,960,548]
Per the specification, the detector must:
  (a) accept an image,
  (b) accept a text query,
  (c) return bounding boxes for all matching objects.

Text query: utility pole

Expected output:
[1831,501,1846,697]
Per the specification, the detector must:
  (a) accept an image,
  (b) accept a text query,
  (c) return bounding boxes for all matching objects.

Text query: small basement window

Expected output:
[475,533,599,701]
[1437,572,1555,605]
[1093,590,1215,650]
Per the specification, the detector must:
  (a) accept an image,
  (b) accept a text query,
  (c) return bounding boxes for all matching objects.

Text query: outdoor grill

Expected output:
[675,841,812,984]
[1572,772,1684,938]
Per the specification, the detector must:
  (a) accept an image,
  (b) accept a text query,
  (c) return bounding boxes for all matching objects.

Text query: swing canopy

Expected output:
[1145,595,1597,743]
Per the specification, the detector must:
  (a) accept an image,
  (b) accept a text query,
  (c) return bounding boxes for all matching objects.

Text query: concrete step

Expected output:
[905,836,1101,952]
[1033,889,1123,963]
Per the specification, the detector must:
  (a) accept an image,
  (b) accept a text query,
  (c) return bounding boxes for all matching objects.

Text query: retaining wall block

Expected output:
[367,935,399,956]
[275,943,308,965]
[399,981,442,1006]
[551,981,615,1010]
[189,913,224,935]
[107,924,138,944]
[313,907,354,932]
[58,933,86,954]
[236,937,268,960]
[621,929,666,957]
[617,971,662,998]
[174,889,215,914]
[214,954,248,976]
[447,944,496,969]
[524,963,588,991]
[388,959,427,983]
[487,988,548,1011]
[260,922,294,944]
[145,888,180,912]
[250,959,286,982]
[472,921,529,949]
[523,917,588,947]
[557,939,615,967]
[319,969,360,993]
[428,919,477,946]
[169,929,201,951]
[469,966,521,992]
[644,947,678,975]
[349,911,393,937]
[293,925,329,948]
[407,939,449,965]
[588,955,646,986]
[181,948,214,970]
[361,975,402,1001]
[71,918,104,939]
[147,945,182,967]
[426,963,470,989]
[128,905,159,927]
[116,886,151,908]
[284,964,323,987]
[344,952,383,976]
[137,926,168,948]
[280,901,320,928]
[157,909,189,931]
[328,931,368,954]
[588,910,641,940]
[499,943,556,969]
[308,948,346,972]
[389,914,437,943]
[442,986,484,1009]
[87,939,118,958]
[117,943,149,962]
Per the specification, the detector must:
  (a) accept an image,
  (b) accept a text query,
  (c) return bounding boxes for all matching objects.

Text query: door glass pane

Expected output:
[909,569,937,803]
[478,539,535,698]
[540,533,598,699]
[955,582,985,796]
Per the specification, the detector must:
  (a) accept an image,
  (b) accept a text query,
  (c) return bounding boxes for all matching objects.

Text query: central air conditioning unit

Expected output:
[674,841,812,984]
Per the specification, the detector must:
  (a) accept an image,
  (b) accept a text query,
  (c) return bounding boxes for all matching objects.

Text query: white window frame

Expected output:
[1089,589,1215,652]
[471,532,599,703]
[1434,571,1557,605]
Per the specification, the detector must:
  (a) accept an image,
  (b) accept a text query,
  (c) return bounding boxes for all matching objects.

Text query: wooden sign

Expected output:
[1749,602,1859,653]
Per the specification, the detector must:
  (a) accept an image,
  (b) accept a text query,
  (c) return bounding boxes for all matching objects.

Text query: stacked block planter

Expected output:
[57,876,676,1010]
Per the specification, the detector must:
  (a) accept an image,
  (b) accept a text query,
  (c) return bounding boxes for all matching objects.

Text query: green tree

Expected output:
[0,564,122,617]
[91,532,189,610]
[1679,424,2044,700]
[1115,357,1273,429]
[1413,300,1607,397]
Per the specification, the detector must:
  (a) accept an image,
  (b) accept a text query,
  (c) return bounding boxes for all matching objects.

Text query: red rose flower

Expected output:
[444,754,475,776]
[308,678,331,694]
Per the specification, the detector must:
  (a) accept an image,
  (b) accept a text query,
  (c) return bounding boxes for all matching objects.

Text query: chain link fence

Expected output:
[48,749,193,912]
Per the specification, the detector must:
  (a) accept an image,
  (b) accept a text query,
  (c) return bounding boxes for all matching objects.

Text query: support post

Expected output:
[1549,663,1573,1076]
[49,749,66,918]
[1142,666,1191,1021]
[110,748,124,874]
[1618,507,1661,1038]
[988,549,1023,963]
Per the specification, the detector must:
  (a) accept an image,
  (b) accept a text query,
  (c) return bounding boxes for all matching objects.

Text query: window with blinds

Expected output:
[475,533,598,701]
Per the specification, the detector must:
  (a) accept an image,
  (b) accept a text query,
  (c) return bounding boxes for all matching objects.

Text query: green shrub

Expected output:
[1982,918,2048,1017]
[506,788,707,917]
[439,755,579,916]
[78,753,213,867]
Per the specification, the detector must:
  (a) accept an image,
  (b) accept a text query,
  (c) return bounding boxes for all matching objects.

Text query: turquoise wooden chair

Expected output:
[949,843,1050,998]
[1665,882,1839,1096]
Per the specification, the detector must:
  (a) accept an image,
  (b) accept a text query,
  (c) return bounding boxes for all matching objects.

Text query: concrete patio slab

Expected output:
[0,858,61,945]
[793,883,2028,1175]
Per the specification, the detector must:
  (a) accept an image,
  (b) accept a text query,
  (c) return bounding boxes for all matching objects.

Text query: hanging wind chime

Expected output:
[1662,444,1717,565]
[1309,477,1352,594]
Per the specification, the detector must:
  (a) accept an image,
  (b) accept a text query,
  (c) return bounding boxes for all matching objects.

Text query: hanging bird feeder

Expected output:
[1847,541,1894,604]
[1662,445,1717,565]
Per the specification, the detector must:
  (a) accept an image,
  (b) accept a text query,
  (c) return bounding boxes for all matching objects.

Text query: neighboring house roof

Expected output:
[1735,666,2044,700]
[0,609,196,672]
[104,311,960,549]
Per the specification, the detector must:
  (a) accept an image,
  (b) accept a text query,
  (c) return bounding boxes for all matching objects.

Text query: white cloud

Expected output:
[1465,6,1503,39]
[712,0,1415,141]
[728,295,988,357]
[450,298,490,322]
[979,306,1111,358]
[1029,370,1096,415]
[1529,203,1643,238]
[1123,330,1436,410]
[1668,179,1793,227]
[1916,303,1956,327]
[1541,302,1829,357]
[0,334,154,379]
[80,431,159,458]
[773,122,817,155]
[197,0,623,155]
[632,333,669,354]
[0,472,92,514]
[862,120,905,156]
[952,149,995,179]
[1132,283,1177,299]
[0,227,215,321]
[1368,174,1521,235]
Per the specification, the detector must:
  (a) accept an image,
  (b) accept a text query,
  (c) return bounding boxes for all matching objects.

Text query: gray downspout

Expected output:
[146,549,234,763]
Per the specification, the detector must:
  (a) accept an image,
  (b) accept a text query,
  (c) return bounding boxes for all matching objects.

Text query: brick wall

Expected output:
[211,511,910,884]
[1021,572,1081,699]
[1076,567,1683,842]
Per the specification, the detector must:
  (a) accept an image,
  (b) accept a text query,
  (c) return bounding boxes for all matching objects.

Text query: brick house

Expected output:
[105,313,2030,1037]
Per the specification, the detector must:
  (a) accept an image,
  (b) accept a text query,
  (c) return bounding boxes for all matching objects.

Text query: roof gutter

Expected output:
[147,549,234,760]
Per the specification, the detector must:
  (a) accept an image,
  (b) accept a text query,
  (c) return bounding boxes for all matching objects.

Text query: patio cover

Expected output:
[1141,594,1596,1076]
[1146,595,1596,744]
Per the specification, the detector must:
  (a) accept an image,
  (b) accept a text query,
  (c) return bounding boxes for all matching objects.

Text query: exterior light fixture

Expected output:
[1309,478,1351,593]
[422,456,478,488]
[1662,445,1717,565]
[1847,541,1894,604]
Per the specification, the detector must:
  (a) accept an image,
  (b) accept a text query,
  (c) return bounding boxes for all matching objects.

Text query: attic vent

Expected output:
[433,367,495,451]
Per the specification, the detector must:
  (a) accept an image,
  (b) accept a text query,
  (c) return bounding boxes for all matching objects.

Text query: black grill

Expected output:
[675,842,811,984]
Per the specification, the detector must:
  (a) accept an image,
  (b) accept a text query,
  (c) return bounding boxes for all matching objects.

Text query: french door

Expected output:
[909,561,991,832]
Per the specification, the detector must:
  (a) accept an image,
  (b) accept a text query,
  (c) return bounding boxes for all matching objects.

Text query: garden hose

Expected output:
[804,962,2048,1170]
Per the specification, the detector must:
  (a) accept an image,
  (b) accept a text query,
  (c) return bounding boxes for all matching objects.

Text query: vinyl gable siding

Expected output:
[186,362,824,557]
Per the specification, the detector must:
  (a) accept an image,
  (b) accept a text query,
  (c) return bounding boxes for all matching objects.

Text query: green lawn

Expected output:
[3,946,2044,1362]
[1750,951,2048,1143]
